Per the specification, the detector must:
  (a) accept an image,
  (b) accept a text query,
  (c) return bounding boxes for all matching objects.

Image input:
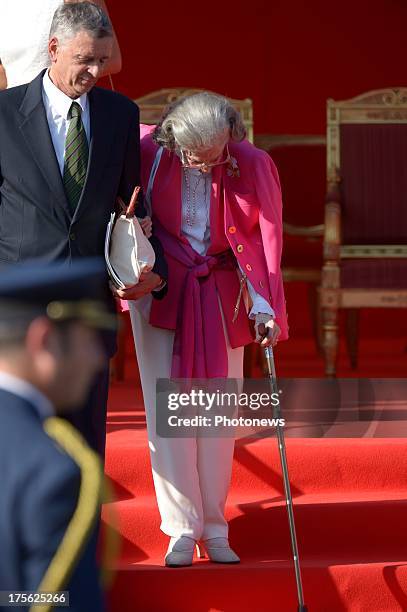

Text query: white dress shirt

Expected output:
[181,167,274,319]
[42,70,90,175]
[0,371,54,420]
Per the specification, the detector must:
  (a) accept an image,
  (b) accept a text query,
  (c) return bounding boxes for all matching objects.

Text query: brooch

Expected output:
[227,156,240,178]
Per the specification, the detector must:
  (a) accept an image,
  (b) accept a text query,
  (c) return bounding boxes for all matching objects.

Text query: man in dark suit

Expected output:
[0,2,167,455]
[0,258,117,612]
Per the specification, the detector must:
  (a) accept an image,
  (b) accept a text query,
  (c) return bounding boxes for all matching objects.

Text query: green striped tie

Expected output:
[63,101,89,213]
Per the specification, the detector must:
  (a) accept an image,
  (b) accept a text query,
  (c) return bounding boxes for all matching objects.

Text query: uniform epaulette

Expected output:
[32,417,104,612]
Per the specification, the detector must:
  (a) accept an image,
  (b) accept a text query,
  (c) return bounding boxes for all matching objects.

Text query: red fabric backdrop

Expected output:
[105,0,407,339]
[107,0,407,135]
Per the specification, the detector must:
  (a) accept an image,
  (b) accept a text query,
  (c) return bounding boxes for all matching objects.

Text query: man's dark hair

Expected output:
[49,1,113,43]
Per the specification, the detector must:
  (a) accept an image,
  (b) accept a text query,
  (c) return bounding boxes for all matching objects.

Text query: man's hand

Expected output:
[254,313,281,347]
[0,63,7,90]
[137,216,152,238]
[110,271,162,301]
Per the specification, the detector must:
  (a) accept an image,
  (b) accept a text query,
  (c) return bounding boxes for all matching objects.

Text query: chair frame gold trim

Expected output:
[321,87,407,376]
[254,134,326,150]
[327,88,407,180]
[136,87,254,143]
[340,245,407,258]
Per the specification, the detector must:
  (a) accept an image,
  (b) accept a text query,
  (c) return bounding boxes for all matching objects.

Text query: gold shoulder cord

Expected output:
[31,417,104,612]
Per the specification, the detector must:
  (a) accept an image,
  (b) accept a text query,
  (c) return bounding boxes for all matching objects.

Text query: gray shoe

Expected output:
[203,537,240,564]
[165,536,197,567]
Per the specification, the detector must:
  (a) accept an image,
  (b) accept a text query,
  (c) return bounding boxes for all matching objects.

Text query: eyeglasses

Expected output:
[180,145,231,172]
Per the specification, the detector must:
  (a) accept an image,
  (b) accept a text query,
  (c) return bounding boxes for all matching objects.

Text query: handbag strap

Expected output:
[145,146,163,217]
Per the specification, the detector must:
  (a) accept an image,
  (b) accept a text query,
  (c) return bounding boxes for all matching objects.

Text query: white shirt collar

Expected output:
[42,69,88,120]
[0,371,54,420]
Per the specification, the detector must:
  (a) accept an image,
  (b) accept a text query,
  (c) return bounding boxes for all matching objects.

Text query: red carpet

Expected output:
[104,313,407,611]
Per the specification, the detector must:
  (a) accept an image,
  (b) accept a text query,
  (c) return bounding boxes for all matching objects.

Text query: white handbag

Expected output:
[105,185,156,289]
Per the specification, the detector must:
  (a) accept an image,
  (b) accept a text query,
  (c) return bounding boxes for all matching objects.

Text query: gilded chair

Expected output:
[136,87,254,142]
[257,135,326,350]
[320,88,407,377]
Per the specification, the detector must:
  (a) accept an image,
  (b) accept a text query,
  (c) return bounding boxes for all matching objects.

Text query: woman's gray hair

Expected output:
[49,2,112,44]
[153,92,247,151]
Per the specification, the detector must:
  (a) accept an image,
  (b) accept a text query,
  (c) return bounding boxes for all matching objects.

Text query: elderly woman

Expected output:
[122,92,288,567]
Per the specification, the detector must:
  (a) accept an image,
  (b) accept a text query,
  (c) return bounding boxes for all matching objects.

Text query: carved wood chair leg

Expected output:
[307,282,323,354]
[323,306,339,377]
[345,308,359,369]
[316,292,324,355]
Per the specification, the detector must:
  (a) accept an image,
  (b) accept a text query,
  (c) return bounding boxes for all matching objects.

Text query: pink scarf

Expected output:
[154,222,238,379]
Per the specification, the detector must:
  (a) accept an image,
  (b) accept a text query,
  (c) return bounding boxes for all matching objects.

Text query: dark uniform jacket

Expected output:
[0,388,104,612]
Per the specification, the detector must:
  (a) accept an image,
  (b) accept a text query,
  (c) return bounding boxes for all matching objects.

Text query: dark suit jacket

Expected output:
[0,69,167,285]
[0,389,104,612]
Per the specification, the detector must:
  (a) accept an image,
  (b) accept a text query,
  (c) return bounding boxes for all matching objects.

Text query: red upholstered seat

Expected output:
[282,234,323,269]
[272,143,326,270]
[340,124,407,245]
[269,142,326,353]
[272,144,326,229]
[341,259,407,289]
[339,124,407,290]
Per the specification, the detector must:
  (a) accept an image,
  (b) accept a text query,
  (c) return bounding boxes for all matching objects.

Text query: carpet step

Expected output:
[102,491,407,563]
[107,559,407,612]
[105,434,407,500]
[105,340,407,611]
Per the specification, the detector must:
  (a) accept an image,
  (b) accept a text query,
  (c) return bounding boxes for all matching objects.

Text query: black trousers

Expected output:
[64,364,110,458]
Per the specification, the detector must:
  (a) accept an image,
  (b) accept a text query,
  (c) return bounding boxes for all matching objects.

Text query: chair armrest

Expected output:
[323,170,341,264]
[283,222,324,238]
[320,170,342,294]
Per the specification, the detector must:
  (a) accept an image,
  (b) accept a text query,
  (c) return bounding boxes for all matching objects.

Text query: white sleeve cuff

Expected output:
[246,277,275,320]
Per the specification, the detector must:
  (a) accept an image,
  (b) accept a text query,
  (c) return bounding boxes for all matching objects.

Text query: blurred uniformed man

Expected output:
[0,258,117,612]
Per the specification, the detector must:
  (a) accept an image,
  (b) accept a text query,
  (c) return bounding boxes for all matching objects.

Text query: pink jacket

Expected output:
[140,124,288,344]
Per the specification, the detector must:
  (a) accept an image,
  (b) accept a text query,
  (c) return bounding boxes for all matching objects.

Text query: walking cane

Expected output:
[259,325,308,612]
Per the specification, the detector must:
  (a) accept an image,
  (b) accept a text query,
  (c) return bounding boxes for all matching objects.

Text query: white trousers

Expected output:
[129,299,244,540]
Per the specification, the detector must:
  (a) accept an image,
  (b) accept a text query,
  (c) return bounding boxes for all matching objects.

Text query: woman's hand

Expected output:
[110,271,162,301]
[254,313,281,347]
[137,216,152,238]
